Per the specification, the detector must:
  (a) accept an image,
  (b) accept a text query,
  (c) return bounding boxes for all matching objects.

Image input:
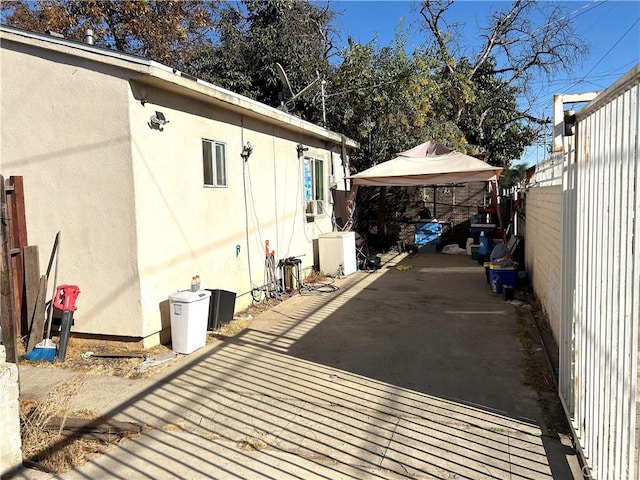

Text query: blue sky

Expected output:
[328,0,640,166]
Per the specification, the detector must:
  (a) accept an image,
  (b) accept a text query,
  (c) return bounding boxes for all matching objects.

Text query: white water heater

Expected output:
[318,231,357,277]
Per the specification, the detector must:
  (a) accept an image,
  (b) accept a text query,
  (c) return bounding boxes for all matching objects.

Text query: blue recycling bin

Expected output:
[479,234,491,255]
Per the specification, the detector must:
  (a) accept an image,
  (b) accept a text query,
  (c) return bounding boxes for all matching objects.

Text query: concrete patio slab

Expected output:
[12,252,581,479]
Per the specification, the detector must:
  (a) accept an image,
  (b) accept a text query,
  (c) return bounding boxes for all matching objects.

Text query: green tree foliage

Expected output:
[2,0,588,237]
[189,6,256,98]
[454,59,537,167]
[2,0,584,172]
[189,0,337,125]
[499,162,529,189]
[1,0,217,70]
[326,37,470,235]
[328,38,468,171]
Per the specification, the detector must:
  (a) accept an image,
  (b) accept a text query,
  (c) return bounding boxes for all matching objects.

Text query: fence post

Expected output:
[7,176,27,336]
[0,175,18,363]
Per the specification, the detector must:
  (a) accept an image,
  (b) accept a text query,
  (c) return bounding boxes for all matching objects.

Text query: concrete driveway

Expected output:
[16,252,579,479]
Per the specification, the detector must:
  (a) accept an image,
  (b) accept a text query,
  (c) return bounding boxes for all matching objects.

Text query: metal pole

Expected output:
[321,79,327,127]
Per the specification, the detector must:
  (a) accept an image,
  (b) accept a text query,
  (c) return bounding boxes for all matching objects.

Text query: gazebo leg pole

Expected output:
[377,186,386,242]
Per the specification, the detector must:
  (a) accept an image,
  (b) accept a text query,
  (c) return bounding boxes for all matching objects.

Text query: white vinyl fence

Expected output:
[560,64,640,480]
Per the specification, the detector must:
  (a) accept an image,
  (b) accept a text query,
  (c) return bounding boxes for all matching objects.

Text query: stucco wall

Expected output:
[523,186,562,340]
[1,37,144,337]
[127,84,339,339]
[1,30,349,346]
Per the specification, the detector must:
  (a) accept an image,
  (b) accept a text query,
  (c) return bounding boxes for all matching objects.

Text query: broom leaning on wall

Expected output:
[23,231,60,362]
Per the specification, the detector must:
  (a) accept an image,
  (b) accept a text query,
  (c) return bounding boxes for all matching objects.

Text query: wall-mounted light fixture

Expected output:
[149,111,169,131]
[241,142,253,161]
[297,144,309,158]
[564,110,576,137]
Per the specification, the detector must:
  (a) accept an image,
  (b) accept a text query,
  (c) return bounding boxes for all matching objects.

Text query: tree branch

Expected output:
[471,0,529,79]
[419,0,455,73]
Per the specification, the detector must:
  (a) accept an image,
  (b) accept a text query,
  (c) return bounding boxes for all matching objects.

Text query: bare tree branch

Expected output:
[421,0,588,89]
[471,0,529,78]
[419,0,455,73]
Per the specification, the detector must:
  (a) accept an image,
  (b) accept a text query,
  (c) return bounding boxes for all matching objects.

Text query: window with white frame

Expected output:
[202,139,227,187]
[303,157,325,215]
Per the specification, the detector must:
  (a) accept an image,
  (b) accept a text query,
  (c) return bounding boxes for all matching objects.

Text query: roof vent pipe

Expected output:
[85,29,94,45]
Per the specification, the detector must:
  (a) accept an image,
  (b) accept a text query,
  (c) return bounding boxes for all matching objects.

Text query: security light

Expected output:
[149,111,169,130]
[241,142,253,161]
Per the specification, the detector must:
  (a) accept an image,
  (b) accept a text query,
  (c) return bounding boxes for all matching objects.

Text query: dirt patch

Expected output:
[19,299,290,379]
[14,305,275,475]
[20,339,175,379]
[514,295,571,438]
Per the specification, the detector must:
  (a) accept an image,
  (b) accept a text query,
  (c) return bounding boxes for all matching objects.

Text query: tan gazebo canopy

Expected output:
[343,141,503,232]
[347,141,502,186]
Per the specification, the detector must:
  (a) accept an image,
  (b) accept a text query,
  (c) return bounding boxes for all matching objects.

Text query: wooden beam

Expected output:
[8,176,28,336]
[489,180,504,232]
[1,175,18,363]
[44,417,143,442]
[90,351,146,358]
[23,245,40,336]
[432,185,437,218]
[26,275,47,354]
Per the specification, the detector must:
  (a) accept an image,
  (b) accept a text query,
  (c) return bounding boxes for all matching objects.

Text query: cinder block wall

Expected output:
[0,346,22,475]
[523,186,562,340]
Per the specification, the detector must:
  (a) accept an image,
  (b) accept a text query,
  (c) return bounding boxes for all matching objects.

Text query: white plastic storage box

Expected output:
[168,290,211,354]
[318,231,357,277]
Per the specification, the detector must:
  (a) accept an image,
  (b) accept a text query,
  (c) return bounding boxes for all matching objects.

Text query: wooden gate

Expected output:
[0,175,29,363]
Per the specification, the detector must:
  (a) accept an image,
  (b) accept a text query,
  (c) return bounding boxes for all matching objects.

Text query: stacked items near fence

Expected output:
[464,200,523,300]
[487,241,517,299]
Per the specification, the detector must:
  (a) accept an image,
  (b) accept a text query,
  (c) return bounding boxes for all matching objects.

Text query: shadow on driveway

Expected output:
[15,252,578,480]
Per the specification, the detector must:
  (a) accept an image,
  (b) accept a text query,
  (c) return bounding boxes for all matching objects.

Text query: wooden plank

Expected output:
[26,275,47,354]
[90,351,146,358]
[57,431,130,442]
[23,246,40,338]
[8,176,28,336]
[135,351,178,374]
[0,175,18,363]
[45,417,143,435]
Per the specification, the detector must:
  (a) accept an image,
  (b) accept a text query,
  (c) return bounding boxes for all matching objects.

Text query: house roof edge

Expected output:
[0,25,359,149]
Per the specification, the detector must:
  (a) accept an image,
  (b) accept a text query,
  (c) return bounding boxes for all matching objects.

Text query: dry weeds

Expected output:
[238,437,267,451]
[20,302,275,379]
[17,301,283,472]
[20,339,174,379]
[303,270,328,283]
[214,318,251,338]
[20,374,133,474]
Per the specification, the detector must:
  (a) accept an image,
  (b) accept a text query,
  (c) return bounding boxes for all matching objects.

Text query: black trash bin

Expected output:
[206,289,236,331]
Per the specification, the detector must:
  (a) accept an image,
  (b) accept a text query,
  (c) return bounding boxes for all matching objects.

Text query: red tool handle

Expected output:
[53,284,80,312]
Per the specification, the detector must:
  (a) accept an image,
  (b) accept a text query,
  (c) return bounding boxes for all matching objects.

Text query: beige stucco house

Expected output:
[0,26,358,347]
